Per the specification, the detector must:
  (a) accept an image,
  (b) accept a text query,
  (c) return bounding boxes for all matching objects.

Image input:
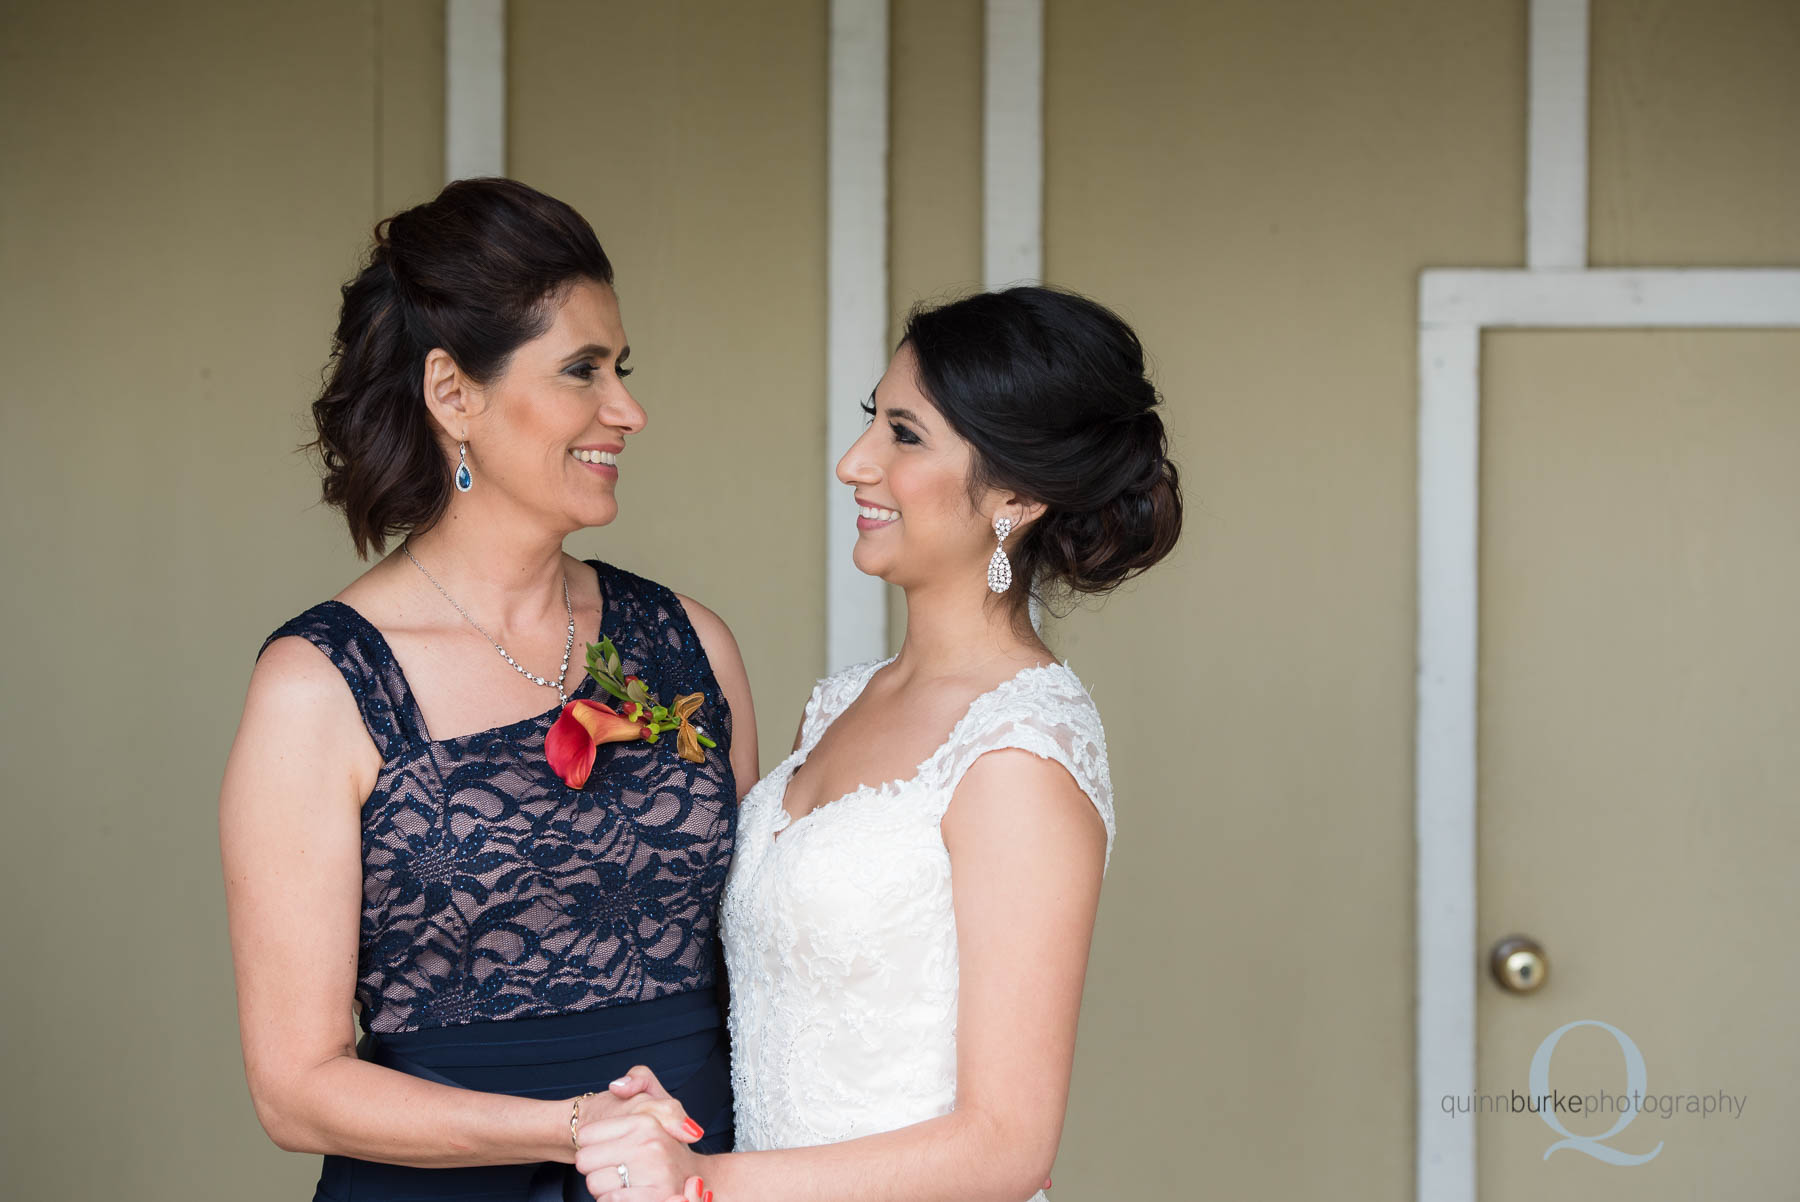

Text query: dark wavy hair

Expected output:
[308,177,615,557]
[901,286,1183,623]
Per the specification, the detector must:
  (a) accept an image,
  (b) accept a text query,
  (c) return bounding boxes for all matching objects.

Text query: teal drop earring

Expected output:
[455,442,473,492]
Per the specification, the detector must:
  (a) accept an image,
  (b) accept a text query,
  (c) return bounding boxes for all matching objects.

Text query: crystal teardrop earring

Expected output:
[986,516,1014,594]
[455,442,473,492]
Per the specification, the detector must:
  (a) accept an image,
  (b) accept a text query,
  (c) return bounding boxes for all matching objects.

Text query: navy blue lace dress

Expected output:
[258,558,737,1201]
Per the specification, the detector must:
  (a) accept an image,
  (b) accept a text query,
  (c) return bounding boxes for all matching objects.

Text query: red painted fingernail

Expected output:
[683,1118,705,1138]
[704,1191,714,1202]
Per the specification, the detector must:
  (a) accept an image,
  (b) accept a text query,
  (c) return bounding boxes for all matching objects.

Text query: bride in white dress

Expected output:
[574,286,1182,1202]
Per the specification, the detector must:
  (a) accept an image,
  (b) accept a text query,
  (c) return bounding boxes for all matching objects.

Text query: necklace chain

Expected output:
[402,541,576,706]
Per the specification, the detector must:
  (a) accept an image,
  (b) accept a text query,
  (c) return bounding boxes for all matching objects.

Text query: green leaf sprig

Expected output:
[583,636,718,759]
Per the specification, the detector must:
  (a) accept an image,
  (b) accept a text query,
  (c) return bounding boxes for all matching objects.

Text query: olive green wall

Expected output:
[1039,3,1521,1192]
[1035,3,1795,1195]
[2,1,1794,1199]
[0,0,824,1194]
[508,0,829,765]
[1,2,446,1195]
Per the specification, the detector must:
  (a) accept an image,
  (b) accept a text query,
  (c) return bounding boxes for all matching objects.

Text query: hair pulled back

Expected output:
[901,286,1183,616]
[309,177,615,556]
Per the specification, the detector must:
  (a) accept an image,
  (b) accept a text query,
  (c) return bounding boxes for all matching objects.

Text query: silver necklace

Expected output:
[402,541,576,705]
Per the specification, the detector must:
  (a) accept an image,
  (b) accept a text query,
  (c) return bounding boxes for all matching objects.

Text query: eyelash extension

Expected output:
[861,398,918,444]
[570,363,634,380]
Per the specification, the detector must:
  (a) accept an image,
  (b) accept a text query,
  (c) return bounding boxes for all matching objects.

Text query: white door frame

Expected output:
[1413,266,1800,1202]
[824,0,1047,668]
[826,0,892,672]
[1413,7,1800,1201]
[445,0,505,181]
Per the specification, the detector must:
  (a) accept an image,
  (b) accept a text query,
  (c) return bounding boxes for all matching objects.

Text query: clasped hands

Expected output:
[577,1065,711,1202]
[583,1067,1054,1201]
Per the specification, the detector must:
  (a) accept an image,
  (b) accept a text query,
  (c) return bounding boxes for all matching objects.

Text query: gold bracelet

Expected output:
[571,1091,596,1152]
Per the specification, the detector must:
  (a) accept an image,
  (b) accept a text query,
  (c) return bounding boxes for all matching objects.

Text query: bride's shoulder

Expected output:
[933,660,1116,862]
[975,660,1104,735]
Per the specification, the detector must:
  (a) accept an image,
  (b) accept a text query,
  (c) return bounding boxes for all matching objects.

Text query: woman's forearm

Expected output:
[702,1108,1051,1202]
[256,1052,574,1168]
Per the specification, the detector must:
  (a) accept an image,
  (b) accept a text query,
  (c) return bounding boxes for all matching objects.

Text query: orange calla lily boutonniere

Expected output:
[544,636,717,788]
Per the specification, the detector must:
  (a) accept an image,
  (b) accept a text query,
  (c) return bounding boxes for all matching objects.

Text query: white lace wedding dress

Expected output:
[720,654,1114,1201]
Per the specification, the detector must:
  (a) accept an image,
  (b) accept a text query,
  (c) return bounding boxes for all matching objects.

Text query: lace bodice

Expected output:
[721,655,1113,1179]
[257,559,737,1034]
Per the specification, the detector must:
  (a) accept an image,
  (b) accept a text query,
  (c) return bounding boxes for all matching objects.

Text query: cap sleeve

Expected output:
[929,666,1115,872]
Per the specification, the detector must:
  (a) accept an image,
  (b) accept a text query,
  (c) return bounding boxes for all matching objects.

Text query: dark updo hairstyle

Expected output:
[309,177,615,556]
[901,286,1183,622]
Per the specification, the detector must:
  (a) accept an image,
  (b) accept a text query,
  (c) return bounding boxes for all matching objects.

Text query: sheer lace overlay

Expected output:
[721,655,1113,1184]
[257,559,737,1034]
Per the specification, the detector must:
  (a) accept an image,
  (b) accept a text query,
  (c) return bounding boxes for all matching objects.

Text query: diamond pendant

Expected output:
[987,516,1014,593]
[987,545,1013,593]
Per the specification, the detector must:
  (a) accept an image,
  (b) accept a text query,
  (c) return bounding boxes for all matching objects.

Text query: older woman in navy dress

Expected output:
[220,178,755,1202]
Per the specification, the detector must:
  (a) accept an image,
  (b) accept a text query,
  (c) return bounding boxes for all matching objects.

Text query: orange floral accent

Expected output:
[545,637,719,789]
[672,693,705,765]
[546,699,650,789]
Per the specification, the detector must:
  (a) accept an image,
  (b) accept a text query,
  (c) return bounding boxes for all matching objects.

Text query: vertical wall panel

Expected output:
[1040,1,1523,1195]
[982,0,1044,286]
[886,0,985,653]
[889,0,985,342]
[379,0,448,212]
[509,0,828,773]
[825,0,892,672]
[0,1,431,1196]
[446,0,507,180]
[1589,0,1800,266]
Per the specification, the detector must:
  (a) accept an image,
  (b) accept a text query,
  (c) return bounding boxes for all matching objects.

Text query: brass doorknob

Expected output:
[1490,936,1548,994]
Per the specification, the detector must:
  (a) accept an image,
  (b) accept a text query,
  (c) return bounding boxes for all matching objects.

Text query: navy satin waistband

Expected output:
[315,990,733,1202]
[363,988,726,1096]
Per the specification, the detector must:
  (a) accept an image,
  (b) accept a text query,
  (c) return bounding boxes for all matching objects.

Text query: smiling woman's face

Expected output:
[455,277,646,533]
[834,342,1002,591]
